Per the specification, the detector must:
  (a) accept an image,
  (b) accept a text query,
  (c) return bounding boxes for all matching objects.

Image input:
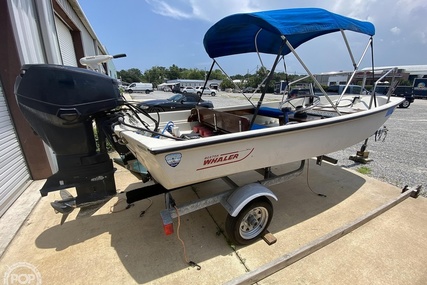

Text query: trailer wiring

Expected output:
[139,198,153,217]
[109,197,153,215]
[306,160,327,197]
[110,198,133,213]
[174,206,202,270]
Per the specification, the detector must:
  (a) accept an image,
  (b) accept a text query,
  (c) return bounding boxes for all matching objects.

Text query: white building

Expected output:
[361,65,427,82]
[315,65,427,87]
[0,0,112,216]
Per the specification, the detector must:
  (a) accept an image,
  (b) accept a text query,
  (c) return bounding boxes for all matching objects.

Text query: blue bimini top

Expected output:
[203,8,375,58]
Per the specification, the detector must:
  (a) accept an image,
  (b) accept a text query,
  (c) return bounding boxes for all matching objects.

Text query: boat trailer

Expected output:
[50,159,308,245]
[159,160,306,245]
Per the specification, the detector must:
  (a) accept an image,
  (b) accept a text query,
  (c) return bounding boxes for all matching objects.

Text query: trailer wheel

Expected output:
[225,197,273,245]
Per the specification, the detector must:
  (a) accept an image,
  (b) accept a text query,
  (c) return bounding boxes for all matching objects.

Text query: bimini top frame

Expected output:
[202,8,377,119]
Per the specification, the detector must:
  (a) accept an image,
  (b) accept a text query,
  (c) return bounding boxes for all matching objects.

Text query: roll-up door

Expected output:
[0,84,31,217]
[55,15,78,66]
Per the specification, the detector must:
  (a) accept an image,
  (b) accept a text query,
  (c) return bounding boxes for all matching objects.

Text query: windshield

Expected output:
[168,94,184,102]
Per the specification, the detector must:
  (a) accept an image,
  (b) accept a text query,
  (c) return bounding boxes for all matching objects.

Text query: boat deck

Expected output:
[183,105,362,138]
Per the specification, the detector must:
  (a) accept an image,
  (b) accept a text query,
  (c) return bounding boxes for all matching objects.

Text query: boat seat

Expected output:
[188,108,251,133]
[257,106,292,125]
[257,106,284,118]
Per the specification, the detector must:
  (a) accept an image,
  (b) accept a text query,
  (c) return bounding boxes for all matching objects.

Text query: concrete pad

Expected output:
[222,162,427,284]
[0,163,245,284]
[260,194,427,285]
[1,160,426,285]
[0,180,44,256]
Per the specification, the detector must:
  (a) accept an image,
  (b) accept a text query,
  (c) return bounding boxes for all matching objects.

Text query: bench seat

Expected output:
[188,108,251,133]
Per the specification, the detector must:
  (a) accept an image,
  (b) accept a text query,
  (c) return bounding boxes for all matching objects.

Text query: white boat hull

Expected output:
[116,96,402,189]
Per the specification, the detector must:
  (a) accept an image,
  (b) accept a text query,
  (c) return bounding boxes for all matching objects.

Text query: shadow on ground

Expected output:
[33,160,365,284]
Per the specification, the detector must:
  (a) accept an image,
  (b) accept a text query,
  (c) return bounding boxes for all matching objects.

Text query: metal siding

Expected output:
[56,0,116,75]
[55,0,86,31]
[10,0,45,64]
[55,0,97,56]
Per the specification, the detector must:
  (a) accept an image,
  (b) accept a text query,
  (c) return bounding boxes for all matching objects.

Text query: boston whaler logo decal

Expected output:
[165,153,182,167]
[197,148,254,170]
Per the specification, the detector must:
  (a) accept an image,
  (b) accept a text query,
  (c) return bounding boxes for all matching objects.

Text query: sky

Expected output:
[78,0,427,76]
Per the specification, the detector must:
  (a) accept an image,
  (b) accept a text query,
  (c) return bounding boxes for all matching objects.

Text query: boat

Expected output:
[14,8,403,244]
[113,8,403,189]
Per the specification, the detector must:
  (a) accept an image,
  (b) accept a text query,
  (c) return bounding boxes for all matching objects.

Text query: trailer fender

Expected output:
[221,183,278,217]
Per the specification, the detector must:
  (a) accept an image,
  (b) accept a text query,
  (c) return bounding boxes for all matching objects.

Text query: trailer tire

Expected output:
[225,197,273,245]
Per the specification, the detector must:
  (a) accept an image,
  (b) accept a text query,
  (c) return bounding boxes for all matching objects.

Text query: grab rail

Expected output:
[369,67,399,109]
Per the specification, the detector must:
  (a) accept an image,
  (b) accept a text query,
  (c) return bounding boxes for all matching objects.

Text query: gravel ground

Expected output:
[327,99,427,197]
[130,91,427,197]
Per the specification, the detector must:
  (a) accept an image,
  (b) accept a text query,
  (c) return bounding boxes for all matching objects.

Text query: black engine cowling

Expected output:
[15,64,122,206]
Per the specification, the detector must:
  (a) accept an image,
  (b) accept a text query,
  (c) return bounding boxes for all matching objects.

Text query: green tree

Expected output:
[143,66,167,86]
[167,64,182,80]
[220,78,234,90]
[398,79,411,86]
[181,68,205,80]
[209,69,226,80]
[231,74,246,80]
[117,68,143,83]
[244,66,270,91]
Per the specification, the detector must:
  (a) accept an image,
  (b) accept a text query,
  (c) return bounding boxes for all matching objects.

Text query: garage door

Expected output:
[55,15,78,66]
[0,83,31,217]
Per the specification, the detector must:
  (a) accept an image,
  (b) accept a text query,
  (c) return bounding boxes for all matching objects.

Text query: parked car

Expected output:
[393,94,414,108]
[195,86,217,96]
[125,82,153,94]
[242,87,256,93]
[372,85,414,108]
[289,88,312,97]
[392,86,415,108]
[180,86,197,94]
[325,85,369,95]
[138,93,214,112]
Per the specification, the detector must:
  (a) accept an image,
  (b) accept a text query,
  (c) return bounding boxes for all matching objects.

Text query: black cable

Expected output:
[120,120,184,141]
[306,160,327,197]
[124,102,159,131]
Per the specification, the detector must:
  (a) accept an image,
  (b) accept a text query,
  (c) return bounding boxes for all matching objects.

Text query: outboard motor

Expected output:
[15,64,121,207]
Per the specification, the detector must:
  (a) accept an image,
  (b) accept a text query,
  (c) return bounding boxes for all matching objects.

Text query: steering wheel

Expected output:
[280,94,321,113]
